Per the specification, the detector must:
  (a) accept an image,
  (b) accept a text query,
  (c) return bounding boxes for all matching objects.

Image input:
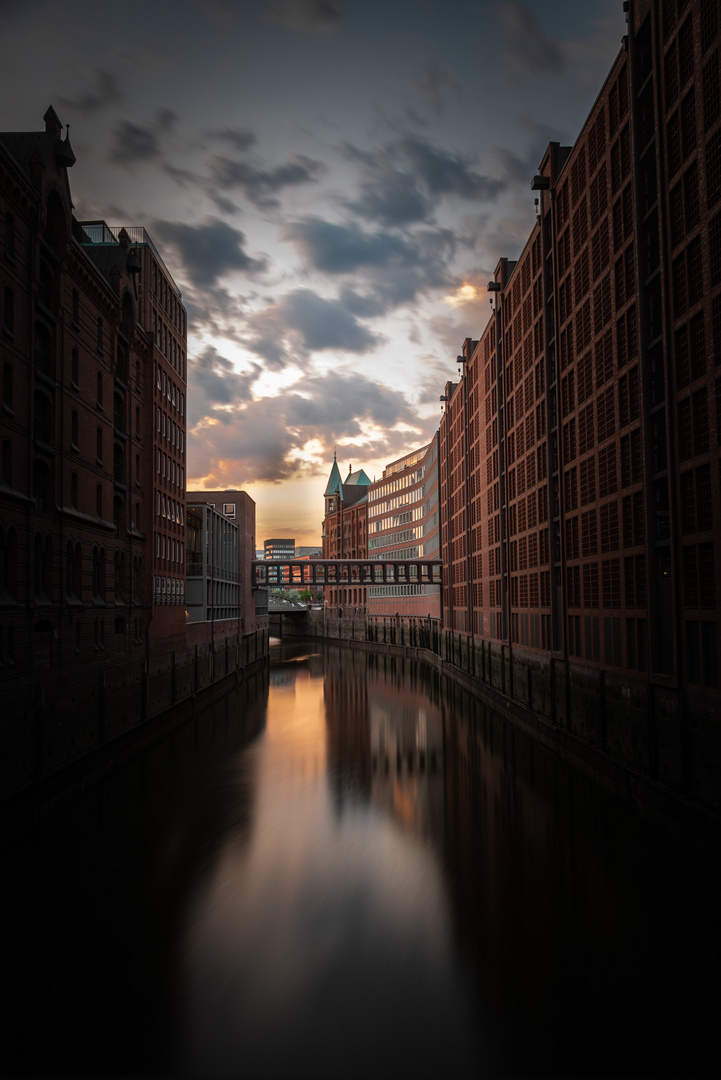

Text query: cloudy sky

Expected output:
[1,0,624,544]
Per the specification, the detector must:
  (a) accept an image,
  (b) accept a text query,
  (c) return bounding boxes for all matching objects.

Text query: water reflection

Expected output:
[0,638,718,1078]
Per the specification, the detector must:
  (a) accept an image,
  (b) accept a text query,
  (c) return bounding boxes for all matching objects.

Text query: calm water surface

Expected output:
[1,638,718,1077]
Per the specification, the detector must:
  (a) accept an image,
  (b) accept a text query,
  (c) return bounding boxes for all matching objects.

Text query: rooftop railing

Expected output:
[77,221,182,299]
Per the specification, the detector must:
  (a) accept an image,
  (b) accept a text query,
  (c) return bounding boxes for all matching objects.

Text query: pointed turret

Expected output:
[324,450,342,496]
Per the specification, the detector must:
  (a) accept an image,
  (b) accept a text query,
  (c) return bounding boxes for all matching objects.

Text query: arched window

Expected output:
[0,526,18,601]
[66,541,76,597]
[1,440,11,486]
[74,542,82,597]
[34,322,54,379]
[33,390,52,444]
[3,286,13,335]
[4,212,15,260]
[44,535,53,599]
[38,258,55,311]
[32,459,52,514]
[2,362,13,410]
[98,547,106,602]
[113,443,124,485]
[114,550,125,600]
[34,534,45,598]
[115,343,127,385]
[113,390,124,433]
[33,620,53,668]
[113,496,124,537]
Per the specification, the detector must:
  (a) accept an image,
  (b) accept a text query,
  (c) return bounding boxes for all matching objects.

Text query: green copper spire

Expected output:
[324,449,342,496]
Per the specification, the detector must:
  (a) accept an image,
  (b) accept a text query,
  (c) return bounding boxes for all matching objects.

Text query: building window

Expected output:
[0,525,18,599]
[97,372,103,408]
[2,440,11,486]
[32,459,52,514]
[71,410,78,449]
[3,286,14,336]
[4,212,15,260]
[71,348,79,388]
[2,362,13,412]
[35,322,53,378]
[34,390,53,445]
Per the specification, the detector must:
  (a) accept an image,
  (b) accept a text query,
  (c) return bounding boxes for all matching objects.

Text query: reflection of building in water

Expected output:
[269,666,297,688]
[323,648,372,806]
[366,655,445,842]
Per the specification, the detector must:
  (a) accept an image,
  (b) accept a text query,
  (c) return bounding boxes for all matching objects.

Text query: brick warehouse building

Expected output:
[440,0,720,754]
[322,454,370,614]
[0,108,193,788]
[78,220,188,652]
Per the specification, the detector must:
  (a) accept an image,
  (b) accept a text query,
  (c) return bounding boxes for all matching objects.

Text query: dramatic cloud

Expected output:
[58,69,123,115]
[109,120,160,163]
[208,153,326,209]
[188,367,420,487]
[498,3,566,80]
[343,134,506,226]
[281,218,456,314]
[413,63,459,113]
[399,135,504,199]
[265,0,342,34]
[282,218,416,273]
[152,218,267,287]
[189,345,261,424]
[349,172,433,228]
[244,287,382,366]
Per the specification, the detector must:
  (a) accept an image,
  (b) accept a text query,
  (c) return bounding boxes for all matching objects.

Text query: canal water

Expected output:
[1,637,718,1077]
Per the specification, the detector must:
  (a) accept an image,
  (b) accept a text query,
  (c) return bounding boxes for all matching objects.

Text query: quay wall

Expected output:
[0,628,269,840]
[284,612,720,855]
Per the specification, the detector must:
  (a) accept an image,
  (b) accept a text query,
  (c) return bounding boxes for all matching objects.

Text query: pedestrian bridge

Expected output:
[252,558,442,588]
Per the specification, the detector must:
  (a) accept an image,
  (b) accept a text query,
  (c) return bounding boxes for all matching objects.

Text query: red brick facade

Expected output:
[440,0,720,700]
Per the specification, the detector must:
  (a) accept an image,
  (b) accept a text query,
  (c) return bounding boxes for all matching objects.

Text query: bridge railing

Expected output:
[252,558,442,588]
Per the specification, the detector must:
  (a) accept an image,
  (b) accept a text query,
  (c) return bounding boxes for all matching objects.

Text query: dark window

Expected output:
[33,390,52,445]
[3,286,13,335]
[2,362,12,411]
[35,322,53,379]
[4,212,15,260]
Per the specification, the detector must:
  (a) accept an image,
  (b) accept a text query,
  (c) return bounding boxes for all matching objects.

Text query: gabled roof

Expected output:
[324,451,342,496]
[344,467,371,487]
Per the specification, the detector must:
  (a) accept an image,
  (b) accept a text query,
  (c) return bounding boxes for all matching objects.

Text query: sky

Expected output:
[0,0,624,545]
